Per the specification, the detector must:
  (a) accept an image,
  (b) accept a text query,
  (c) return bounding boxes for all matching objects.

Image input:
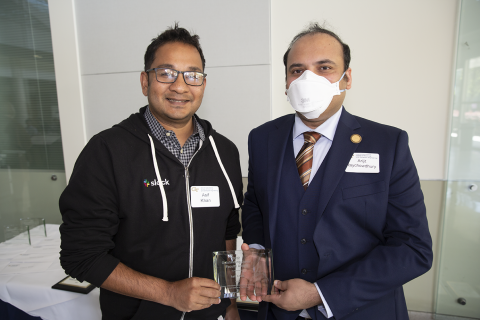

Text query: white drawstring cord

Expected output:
[148,134,168,221]
[209,136,240,209]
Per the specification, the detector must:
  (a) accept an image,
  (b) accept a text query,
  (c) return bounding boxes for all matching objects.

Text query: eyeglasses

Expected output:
[146,68,207,86]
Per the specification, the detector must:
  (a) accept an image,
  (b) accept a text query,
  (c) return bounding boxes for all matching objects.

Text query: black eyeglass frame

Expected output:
[145,67,207,86]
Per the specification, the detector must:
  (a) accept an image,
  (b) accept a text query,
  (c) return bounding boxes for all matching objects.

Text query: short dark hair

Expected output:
[283,22,351,77]
[144,22,206,72]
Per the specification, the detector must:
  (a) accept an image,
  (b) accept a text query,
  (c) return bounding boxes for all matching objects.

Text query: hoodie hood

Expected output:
[114,106,215,146]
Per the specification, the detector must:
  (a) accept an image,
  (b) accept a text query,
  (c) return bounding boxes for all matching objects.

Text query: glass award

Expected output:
[213,248,277,299]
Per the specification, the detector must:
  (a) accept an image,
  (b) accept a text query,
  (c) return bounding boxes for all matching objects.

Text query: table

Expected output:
[0,226,258,319]
[0,224,101,320]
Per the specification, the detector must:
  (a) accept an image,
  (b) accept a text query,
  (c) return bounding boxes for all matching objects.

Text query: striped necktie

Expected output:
[296,132,321,190]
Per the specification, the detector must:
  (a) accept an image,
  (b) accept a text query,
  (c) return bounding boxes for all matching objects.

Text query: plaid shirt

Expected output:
[144,107,205,167]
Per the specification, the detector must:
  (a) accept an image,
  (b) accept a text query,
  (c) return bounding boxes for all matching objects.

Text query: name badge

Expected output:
[191,186,220,207]
[345,153,380,173]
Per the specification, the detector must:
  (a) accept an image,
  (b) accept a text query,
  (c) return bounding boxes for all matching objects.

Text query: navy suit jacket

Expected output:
[242,109,433,320]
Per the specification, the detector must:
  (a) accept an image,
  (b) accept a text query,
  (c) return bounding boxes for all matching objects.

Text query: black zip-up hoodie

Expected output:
[59,107,243,320]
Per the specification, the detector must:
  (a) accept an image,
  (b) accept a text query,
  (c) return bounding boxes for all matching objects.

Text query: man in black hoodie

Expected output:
[59,24,243,320]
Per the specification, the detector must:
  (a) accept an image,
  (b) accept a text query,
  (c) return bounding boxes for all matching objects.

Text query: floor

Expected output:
[409,311,478,320]
[239,310,480,320]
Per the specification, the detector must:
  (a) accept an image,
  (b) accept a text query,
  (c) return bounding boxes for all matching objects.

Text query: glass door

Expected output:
[0,0,66,241]
[436,0,480,318]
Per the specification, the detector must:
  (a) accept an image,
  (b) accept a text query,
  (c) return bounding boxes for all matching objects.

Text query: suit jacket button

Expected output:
[301,238,307,244]
[302,209,307,215]
[301,268,307,274]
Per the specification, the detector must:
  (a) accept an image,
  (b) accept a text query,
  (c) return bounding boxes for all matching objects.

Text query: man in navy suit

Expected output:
[240,23,433,320]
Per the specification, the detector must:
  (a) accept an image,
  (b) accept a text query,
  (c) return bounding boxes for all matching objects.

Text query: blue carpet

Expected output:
[0,300,42,320]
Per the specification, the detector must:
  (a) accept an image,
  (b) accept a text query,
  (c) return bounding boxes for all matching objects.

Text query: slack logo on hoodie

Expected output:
[143,179,170,187]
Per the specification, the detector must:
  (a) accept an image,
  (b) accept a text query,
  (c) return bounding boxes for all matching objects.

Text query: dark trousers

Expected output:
[266,306,310,320]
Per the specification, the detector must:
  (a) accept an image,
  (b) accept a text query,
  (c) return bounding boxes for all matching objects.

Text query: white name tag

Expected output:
[191,186,220,207]
[345,153,380,173]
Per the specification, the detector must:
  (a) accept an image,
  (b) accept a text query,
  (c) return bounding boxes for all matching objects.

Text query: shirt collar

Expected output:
[145,107,205,141]
[192,116,206,141]
[293,106,343,142]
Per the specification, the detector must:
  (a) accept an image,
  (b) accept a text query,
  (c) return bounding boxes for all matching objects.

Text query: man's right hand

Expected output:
[167,277,221,312]
[101,263,221,312]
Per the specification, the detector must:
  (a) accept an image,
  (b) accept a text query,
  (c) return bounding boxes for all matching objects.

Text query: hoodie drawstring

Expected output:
[148,134,168,221]
[147,134,240,223]
[209,136,240,209]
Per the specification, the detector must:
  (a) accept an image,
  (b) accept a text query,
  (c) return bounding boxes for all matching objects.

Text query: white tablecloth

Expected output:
[0,224,101,320]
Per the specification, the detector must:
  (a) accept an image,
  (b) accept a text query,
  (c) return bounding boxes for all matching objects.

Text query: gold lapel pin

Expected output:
[350,134,362,144]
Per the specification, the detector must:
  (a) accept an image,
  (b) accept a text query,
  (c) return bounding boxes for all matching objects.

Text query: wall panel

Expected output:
[74,0,271,176]
[198,65,271,174]
[82,72,147,138]
[271,0,458,180]
[74,1,270,75]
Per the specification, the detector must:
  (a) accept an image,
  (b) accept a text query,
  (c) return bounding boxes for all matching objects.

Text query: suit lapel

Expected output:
[267,115,295,247]
[315,109,361,222]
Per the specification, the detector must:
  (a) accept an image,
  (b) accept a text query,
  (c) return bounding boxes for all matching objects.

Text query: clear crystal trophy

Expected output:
[213,248,276,299]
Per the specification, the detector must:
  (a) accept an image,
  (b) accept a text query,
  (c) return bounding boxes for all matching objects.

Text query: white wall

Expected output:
[49,1,460,181]
[55,0,459,181]
[72,0,271,177]
[271,0,458,180]
[49,0,87,183]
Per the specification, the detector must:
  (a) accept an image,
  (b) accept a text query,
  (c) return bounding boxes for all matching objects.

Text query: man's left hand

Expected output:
[225,299,240,320]
[262,279,322,311]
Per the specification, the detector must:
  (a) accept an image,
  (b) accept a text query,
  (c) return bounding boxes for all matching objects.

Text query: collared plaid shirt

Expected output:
[144,107,205,167]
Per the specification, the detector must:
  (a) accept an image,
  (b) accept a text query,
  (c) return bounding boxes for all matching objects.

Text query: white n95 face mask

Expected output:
[286,70,346,119]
